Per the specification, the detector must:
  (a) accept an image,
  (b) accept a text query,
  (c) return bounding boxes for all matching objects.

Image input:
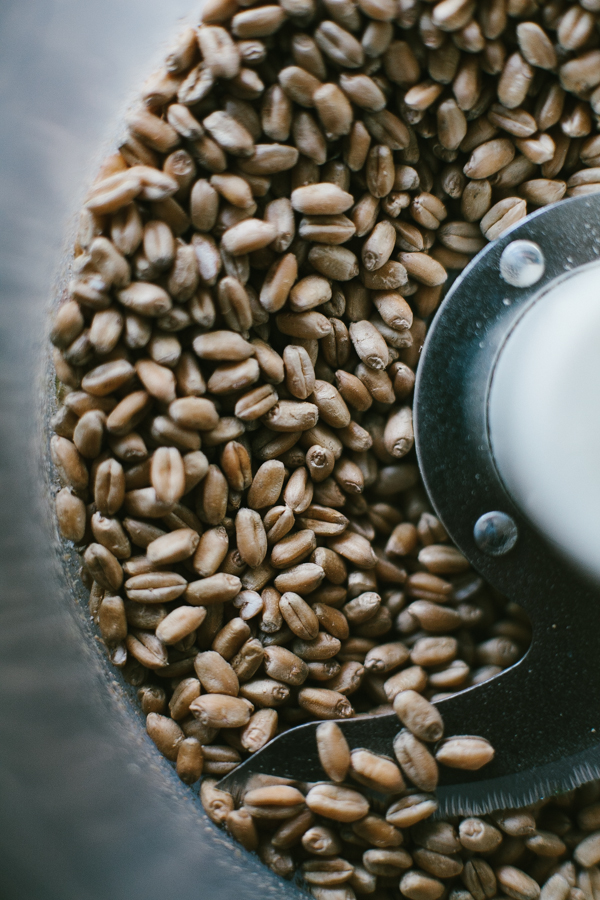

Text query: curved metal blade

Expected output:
[220,196,600,814]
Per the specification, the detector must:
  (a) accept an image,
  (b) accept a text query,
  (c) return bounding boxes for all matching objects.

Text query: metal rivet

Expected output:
[473,511,518,556]
[500,240,545,288]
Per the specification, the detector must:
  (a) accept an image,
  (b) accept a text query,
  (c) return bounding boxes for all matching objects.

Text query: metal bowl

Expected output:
[0,2,302,896]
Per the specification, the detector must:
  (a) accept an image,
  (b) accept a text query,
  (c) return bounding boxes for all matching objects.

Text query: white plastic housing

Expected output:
[489,260,600,581]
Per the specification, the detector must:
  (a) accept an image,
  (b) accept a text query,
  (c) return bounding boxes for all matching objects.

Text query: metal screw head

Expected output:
[474,511,518,556]
[500,240,545,288]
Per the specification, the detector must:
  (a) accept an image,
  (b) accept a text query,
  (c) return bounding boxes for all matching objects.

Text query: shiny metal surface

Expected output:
[0,3,298,897]
[499,240,545,288]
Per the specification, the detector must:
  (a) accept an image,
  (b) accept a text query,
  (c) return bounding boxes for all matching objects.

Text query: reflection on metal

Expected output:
[499,240,545,288]
[473,511,518,557]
